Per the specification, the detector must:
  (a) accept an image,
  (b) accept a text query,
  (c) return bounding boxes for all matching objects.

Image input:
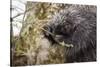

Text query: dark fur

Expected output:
[43,5,96,63]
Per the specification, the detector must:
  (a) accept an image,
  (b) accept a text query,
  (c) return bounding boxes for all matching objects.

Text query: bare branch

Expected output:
[12,5,35,21]
[11,5,24,11]
[12,13,24,19]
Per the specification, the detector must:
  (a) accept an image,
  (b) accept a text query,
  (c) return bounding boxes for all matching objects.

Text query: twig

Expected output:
[12,13,24,19]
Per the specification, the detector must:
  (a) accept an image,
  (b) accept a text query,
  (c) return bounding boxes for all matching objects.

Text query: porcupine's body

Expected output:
[43,5,96,63]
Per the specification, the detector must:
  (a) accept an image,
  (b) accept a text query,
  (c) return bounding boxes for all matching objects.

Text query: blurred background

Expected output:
[11,0,26,36]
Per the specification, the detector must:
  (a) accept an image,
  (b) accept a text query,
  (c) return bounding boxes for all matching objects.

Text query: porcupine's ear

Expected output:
[60,19,78,36]
[72,14,85,33]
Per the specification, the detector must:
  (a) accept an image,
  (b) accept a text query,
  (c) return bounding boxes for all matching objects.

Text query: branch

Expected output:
[12,13,24,19]
[12,5,24,11]
[11,5,35,21]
